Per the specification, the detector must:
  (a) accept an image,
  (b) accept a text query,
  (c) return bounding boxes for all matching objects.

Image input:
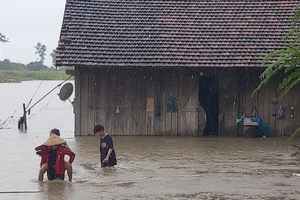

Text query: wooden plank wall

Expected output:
[294,84,300,134]
[238,69,247,136]
[178,72,199,136]
[79,68,89,135]
[76,67,199,136]
[218,68,300,137]
[241,69,300,137]
[75,67,300,137]
[218,69,239,137]
[74,67,81,136]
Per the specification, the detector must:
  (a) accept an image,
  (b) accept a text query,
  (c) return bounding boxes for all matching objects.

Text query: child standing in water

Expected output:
[94,125,117,167]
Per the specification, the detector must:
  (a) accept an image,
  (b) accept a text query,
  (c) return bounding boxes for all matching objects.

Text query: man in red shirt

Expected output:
[35,130,75,182]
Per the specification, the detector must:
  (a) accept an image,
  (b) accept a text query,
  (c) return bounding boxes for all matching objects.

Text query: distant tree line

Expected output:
[0,59,48,71]
[0,32,58,70]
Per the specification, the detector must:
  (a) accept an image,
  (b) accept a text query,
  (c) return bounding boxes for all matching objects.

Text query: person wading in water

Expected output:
[94,125,117,167]
[35,129,75,182]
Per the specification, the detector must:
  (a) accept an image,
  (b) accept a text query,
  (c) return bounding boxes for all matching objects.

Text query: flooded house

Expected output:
[56,0,300,137]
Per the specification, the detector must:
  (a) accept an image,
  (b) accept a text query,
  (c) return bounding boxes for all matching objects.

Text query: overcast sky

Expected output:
[0,0,66,66]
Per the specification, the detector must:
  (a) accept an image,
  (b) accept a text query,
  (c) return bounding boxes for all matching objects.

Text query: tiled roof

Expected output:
[56,0,299,68]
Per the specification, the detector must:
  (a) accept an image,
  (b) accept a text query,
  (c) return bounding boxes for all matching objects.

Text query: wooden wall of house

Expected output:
[239,69,300,137]
[74,67,300,137]
[217,68,300,137]
[75,67,199,136]
[217,69,239,137]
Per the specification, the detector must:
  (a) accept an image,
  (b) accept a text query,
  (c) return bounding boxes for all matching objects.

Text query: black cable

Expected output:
[26,75,72,113]
[26,67,53,109]
[0,110,17,126]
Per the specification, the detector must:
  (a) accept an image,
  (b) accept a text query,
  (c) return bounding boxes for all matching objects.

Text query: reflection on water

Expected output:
[38,181,74,200]
[1,81,300,199]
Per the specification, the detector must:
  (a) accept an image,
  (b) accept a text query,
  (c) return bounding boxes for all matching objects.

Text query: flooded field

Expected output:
[0,81,300,200]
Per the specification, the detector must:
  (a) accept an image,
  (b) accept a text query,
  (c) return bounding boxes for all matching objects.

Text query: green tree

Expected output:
[50,49,56,67]
[254,5,300,140]
[0,59,26,70]
[0,33,9,43]
[25,62,48,71]
[0,59,11,70]
[0,33,9,60]
[34,42,47,63]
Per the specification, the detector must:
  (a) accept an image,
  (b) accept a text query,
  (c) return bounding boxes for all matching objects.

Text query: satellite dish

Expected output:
[58,83,74,101]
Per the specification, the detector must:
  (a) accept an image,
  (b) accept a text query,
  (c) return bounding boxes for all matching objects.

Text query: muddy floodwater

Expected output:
[1,81,300,200]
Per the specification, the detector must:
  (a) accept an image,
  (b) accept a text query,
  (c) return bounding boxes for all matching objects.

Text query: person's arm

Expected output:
[35,144,47,151]
[104,137,113,162]
[105,149,113,160]
[64,147,76,164]
[35,145,49,156]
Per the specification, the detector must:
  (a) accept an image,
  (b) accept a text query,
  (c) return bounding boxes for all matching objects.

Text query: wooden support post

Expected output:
[23,103,27,130]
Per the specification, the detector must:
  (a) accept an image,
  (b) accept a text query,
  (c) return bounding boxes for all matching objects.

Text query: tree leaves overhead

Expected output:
[254,5,300,99]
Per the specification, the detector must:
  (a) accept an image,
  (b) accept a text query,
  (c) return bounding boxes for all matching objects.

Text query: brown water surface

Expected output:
[0,81,300,200]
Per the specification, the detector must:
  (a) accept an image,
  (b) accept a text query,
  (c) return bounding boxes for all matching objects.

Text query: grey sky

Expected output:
[0,0,66,66]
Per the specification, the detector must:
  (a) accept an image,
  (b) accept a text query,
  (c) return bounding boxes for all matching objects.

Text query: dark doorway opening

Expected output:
[199,76,219,136]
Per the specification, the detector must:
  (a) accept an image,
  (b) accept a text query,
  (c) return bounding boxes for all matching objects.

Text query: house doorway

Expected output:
[199,76,219,136]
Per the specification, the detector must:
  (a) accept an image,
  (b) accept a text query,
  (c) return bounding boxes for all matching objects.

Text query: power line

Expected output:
[26,67,53,109]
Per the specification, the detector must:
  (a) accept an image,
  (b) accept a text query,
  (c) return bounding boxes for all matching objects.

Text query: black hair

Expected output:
[94,124,104,133]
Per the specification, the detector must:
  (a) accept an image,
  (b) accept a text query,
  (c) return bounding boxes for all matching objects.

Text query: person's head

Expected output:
[94,125,105,137]
[50,128,60,137]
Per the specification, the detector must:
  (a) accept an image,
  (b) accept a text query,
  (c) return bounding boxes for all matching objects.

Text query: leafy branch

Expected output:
[0,33,9,43]
[253,5,300,141]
